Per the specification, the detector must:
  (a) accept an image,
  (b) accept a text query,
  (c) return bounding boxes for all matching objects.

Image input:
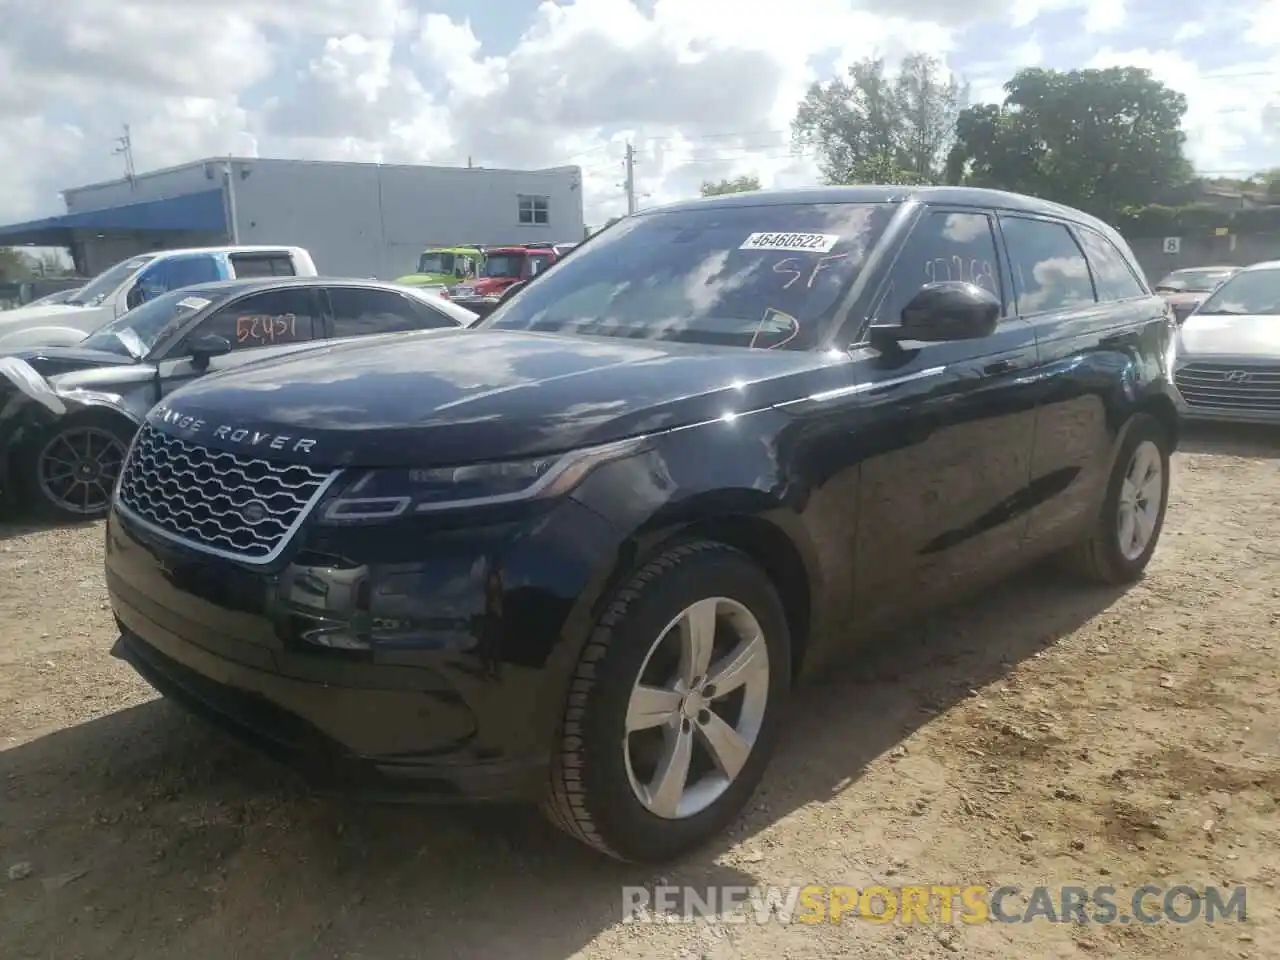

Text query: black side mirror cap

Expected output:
[189,333,232,369]
[873,281,1002,344]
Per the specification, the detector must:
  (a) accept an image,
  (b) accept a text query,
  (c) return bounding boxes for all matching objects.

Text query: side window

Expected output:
[877,210,1003,323]
[188,289,319,351]
[163,255,221,291]
[999,217,1097,314]
[1075,227,1146,301]
[518,195,550,225]
[328,287,440,337]
[136,260,170,296]
[229,253,297,278]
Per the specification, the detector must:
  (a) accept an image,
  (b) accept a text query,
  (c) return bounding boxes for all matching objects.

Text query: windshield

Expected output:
[482,254,525,279]
[1194,270,1280,316]
[1156,268,1235,293]
[79,288,223,358]
[67,255,155,306]
[480,201,896,350]
[417,252,453,275]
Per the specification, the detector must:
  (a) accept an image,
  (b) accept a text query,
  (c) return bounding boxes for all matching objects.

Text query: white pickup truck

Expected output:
[0,246,318,348]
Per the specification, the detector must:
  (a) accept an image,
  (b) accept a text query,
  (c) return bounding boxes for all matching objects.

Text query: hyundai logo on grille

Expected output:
[1224,370,1250,383]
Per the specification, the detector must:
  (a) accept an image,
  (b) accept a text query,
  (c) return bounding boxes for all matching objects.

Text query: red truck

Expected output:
[446,242,575,316]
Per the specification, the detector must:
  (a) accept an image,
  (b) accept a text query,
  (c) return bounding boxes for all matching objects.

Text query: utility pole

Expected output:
[113,124,135,182]
[223,158,241,244]
[624,142,637,215]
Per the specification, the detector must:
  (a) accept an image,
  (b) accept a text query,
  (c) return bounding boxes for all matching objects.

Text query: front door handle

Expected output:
[984,359,1016,375]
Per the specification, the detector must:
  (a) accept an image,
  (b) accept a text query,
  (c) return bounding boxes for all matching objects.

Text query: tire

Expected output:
[1062,412,1171,585]
[18,414,136,522]
[542,540,792,863]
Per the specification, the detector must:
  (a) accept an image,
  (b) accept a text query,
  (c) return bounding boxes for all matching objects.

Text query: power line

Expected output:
[113,124,135,181]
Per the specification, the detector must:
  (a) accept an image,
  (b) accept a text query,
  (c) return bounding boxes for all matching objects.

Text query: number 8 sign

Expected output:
[1162,237,1181,255]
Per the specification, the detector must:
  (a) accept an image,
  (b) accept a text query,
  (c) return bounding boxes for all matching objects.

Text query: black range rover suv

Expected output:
[105,186,1180,863]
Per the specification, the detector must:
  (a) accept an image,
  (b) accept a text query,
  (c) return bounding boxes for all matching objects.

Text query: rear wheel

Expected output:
[21,416,134,521]
[542,540,791,862]
[1062,412,1171,584]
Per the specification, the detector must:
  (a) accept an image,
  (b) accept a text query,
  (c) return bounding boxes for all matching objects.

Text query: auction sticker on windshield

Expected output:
[177,297,211,311]
[740,232,840,253]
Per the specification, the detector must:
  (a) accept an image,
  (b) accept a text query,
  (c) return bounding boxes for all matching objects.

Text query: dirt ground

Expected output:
[1,423,1278,960]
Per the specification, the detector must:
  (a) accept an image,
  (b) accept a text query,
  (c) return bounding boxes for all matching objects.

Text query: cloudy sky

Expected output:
[1,0,1278,228]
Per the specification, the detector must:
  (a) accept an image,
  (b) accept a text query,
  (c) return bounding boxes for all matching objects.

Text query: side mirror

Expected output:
[878,282,1001,344]
[189,332,232,370]
[125,284,144,311]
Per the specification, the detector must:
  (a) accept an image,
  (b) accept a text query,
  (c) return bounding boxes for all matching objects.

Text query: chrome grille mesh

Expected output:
[116,423,334,561]
[1175,363,1280,412]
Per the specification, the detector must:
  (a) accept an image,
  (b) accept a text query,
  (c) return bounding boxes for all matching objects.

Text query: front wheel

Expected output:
[543,540,792,862]
[22,417,134,521]
[1062,412,1172,584]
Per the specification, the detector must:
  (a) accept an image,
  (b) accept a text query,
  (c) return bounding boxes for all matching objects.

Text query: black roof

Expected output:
[646,185,1117,236]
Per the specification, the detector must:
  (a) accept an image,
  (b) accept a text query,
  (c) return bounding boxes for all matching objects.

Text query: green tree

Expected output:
[1255,168,1280,201]
[791,54,965,186]
[700,174,762,196]
[30,251,70,276]
[0,248,35,282]
[946,67,1195,220]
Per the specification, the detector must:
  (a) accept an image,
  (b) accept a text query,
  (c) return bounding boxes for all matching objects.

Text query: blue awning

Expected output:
[0,188,227,246]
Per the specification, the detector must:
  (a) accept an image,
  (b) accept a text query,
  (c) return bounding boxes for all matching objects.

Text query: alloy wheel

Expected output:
[37,426,128,516]
[1117,438,1163,561]
[623,596,770,820]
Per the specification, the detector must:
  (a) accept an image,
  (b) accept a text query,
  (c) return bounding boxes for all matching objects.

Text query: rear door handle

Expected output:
[984,359,1016,375]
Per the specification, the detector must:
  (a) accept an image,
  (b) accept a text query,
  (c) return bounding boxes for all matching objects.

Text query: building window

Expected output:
[518,195,550,226]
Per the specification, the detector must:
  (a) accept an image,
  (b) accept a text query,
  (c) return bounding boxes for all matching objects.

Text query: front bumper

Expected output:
[110,628,544,800]
[1175,404,1280,426]
[105,495,625,800]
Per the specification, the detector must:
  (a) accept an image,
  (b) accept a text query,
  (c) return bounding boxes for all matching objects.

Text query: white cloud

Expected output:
[1172,21,1207,43]
[1083,0,1126,34]
[1086,47,1280,174]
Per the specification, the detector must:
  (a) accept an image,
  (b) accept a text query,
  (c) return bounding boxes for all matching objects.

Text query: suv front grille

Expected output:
[115,423,337,562]
[1175,362,1280,412]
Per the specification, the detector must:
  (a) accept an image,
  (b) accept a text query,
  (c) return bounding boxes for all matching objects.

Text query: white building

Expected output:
[0,157,585,279]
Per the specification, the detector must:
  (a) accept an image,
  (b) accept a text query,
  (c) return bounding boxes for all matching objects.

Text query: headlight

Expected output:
[321,436,647,521]
[1164,331,1178,375]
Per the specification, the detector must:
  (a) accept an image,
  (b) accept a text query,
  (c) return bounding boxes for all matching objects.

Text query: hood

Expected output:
[1178,314,1280,358]
[465,277,517,295]
[395,272,451,286]
[0,344,138,379]
[149,329,842,467]
[0,303,89,326]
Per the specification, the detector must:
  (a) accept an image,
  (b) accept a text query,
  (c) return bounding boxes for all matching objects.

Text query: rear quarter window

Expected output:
[229,253,297,278]
[1074,227,1147,301]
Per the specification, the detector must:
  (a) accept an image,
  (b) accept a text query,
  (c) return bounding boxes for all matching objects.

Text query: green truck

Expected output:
[395,246,484,288]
